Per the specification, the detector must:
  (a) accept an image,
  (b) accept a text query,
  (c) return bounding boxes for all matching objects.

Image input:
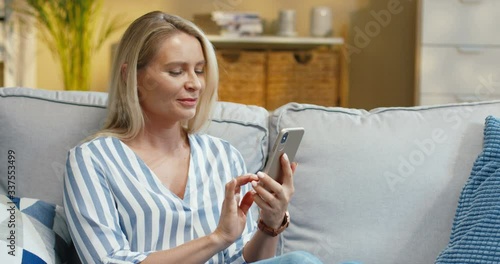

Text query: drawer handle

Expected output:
[219,51,241,63]
[293,52,313,64]
[459,0,482,4]
[456,46,483,54]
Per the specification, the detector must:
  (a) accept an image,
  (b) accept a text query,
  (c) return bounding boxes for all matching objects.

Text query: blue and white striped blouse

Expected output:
[63,135,257,264]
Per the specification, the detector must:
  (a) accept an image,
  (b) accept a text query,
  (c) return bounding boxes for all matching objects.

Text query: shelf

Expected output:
[206,35,344,49]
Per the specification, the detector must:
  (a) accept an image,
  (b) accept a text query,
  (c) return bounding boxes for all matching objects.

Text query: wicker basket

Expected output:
[266,50,339,110]
[216,50,266,107]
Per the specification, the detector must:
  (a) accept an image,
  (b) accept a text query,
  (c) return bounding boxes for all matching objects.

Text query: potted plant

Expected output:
[15,0,123,91]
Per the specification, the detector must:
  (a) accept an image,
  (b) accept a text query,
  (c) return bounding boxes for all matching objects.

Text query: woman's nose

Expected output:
[185,72,203,90]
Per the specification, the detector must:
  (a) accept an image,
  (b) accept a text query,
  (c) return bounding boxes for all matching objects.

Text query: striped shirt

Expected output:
[63,135,257,264]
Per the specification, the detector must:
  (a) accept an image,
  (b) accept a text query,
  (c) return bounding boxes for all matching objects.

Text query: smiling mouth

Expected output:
[178,98,198,106]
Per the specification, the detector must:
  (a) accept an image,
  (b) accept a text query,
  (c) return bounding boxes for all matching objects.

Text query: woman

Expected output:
[63,11,322,264]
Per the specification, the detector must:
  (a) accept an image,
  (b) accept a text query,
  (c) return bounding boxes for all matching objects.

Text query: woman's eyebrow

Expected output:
[163,60,206,67]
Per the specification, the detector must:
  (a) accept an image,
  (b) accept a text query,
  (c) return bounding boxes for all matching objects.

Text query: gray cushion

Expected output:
[206,101,269,174]
[0,87,108,206]
[0,87,268,208]
[270,101,500,264]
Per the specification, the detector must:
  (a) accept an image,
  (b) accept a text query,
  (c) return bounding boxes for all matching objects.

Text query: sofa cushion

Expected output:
[435,115,500,263]
[0,88,108,206]
[0,87,268,207]
[270,101,500,264]
[0,195,71,263]
[205,101,269,174]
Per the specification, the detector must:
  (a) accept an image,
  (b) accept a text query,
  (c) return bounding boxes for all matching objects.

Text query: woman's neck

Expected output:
[126,122,189,154]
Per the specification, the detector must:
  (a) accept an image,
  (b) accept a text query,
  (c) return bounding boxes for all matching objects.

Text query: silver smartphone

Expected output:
[263,127,305,182]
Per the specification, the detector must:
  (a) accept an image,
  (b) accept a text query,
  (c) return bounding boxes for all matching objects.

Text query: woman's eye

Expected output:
[195,69,205,75]
[168,70,182,76]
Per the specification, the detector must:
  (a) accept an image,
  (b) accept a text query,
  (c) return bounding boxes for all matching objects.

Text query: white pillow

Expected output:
[0,195,71,263]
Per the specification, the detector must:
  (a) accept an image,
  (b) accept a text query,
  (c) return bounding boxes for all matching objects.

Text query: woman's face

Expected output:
[137,32,206,126]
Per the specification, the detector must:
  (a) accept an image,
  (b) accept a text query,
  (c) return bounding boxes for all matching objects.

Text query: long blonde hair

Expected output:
[95,11,218,141]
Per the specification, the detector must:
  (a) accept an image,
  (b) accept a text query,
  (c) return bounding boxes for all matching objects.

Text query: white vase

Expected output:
[278,9,297,37]
[310,6,332,37]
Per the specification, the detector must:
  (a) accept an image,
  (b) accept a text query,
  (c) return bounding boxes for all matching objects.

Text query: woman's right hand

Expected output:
[212,174,259,246]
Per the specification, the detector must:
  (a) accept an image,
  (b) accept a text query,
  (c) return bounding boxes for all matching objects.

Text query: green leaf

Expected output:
[13,0,127,91]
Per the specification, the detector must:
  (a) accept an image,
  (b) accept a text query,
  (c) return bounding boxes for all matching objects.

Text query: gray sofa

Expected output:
[2,87,500,264]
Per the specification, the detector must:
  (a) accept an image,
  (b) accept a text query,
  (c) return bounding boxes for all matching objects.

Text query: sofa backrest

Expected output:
[270,101,500,264]
[0,87,268,206]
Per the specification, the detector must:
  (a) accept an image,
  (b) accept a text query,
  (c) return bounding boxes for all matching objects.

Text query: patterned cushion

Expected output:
[435,115,500,263]
[0,196,71,263]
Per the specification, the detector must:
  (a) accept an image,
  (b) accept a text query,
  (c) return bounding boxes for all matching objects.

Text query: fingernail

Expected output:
[251,181,258,187]
[283,153,289,161]
[235,193,240,200]
[257,171,265,178]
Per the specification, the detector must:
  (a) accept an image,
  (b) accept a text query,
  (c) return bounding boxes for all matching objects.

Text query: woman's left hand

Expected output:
[251,153,297,229]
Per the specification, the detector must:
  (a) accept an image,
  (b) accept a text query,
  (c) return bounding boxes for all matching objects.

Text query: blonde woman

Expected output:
[63,11,322,264]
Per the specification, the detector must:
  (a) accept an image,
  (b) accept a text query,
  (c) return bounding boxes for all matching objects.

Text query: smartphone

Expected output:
[263,127,305,182]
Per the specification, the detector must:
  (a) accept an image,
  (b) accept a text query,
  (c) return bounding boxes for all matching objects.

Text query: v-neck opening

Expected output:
[112,136,193,203]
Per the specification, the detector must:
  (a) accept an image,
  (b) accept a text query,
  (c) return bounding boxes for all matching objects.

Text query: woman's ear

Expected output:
[121,64,128,83]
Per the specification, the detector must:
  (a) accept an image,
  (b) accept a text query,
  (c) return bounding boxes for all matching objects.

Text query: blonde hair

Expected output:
[94,11,218,141]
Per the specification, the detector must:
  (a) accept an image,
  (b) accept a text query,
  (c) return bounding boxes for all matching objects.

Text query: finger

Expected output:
[291,162,298,174]
[280,153,294,186]
[234,173,259,187]
[252,180,279,205]
[235,192,241,204]
[239,192,254,215]
[225,179,236,200]
[251,190,273,211]
[256,171,282,193]
[227,174,258,197]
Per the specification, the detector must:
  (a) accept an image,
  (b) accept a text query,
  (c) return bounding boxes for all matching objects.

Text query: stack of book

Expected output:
[193,12,263,36]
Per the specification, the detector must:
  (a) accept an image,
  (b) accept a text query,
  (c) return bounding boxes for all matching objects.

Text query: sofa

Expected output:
[2,86,500,264]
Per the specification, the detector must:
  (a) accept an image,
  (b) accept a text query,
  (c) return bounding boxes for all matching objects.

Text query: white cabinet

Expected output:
[416,0,500,105]
[0,4,37,88]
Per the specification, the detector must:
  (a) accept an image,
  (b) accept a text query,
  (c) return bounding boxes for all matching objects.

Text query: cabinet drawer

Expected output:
[419,93,500,106]
[422,0,500,45]
[419,46,500,95]
[266,50,339,110]
[217,50,267,107]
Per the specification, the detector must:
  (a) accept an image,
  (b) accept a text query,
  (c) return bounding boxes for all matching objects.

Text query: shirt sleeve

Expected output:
[224,145,259,264]
[63,145,150,264]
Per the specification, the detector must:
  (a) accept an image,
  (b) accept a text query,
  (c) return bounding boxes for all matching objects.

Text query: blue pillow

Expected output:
[435,116,500,263]
[0,195,71,263]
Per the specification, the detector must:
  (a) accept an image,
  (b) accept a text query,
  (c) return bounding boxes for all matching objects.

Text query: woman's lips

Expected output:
[178,98,197,107]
